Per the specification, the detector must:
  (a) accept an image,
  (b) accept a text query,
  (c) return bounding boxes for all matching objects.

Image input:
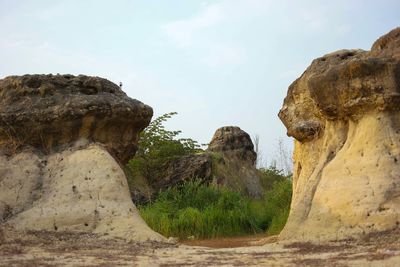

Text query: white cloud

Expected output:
[162,0,272,48]
[201,44,245,68]
[161,0,273,68]
[162,3,225,48]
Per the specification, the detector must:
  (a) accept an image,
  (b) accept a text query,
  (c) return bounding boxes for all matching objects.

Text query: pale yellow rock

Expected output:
[0,152,42,219]
[279,28,400,241]
[280,114,400,240]
[1,144,164,242]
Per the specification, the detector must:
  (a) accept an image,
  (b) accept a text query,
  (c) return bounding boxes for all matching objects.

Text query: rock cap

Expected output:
[0,74,153,162]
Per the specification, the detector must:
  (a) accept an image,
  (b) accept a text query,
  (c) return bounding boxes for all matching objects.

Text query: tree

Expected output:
[127,112,202,184]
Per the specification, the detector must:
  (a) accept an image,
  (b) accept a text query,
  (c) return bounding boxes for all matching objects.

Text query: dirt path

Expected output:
[1,227,399,266]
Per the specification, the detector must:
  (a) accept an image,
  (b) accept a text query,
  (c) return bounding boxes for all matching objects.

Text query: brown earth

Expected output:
[0,227,399,266]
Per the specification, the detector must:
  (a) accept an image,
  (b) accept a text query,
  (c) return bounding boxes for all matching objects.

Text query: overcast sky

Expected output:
[1,0,399,168]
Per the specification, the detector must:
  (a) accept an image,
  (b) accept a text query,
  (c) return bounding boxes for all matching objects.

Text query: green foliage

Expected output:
[126,112,202,185]
[138,171,293,240]
[137,112,201,158]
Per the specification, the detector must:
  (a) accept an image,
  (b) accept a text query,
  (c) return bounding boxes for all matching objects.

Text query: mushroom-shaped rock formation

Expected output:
[278,28,400,241]
[0,74,164,241]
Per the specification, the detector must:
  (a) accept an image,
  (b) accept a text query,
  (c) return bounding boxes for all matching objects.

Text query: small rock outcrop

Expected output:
[207,126,262,198]
[153,153,213,190]
[0,74,164,241]
[208,126,257,164]
[279,28,400,241]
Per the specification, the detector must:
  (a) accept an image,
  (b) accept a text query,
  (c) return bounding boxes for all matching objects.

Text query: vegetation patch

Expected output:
[139,170,292,240]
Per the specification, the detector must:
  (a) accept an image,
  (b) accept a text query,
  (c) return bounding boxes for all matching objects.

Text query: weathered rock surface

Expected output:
[0,74,163,241]
[153,153,213,190]
[207,126,262,198]
[278,28,400,241]
[0,74,152,163]
[208,126,257,165]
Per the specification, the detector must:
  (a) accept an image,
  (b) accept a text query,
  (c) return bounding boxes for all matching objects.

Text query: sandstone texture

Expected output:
[279,28,400,241]
[0,74,163,241]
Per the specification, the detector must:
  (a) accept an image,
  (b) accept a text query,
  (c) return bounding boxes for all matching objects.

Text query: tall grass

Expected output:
[139,180,262,239]
[264,179,292,235]
[139,173,292,240]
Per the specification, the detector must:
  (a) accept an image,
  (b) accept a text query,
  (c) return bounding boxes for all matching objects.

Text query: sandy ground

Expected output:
[0,227,399,266]
[181,233,274,248]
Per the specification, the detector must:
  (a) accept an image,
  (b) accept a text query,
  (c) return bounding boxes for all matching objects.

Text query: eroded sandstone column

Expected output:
[278,28,400,241]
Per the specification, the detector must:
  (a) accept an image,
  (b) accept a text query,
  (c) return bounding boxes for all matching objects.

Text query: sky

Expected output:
[1,0,399,169]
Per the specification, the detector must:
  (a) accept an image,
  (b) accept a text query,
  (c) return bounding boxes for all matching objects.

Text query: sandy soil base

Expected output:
[0,227,399,266]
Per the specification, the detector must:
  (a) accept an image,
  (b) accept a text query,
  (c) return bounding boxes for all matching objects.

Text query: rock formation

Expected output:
[279,28,400,241]
[207,126,262,198]
[0,74,164,241]
[129,126,263,202]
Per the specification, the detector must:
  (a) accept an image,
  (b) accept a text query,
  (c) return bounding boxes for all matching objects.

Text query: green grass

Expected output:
[138,180,262,239]
[138,174,292,240]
